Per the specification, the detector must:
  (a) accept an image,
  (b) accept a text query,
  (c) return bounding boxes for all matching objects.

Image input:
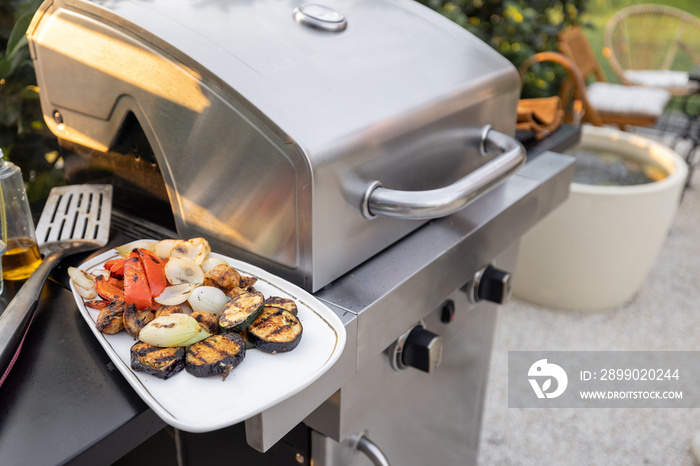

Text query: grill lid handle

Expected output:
[361,126,525,220]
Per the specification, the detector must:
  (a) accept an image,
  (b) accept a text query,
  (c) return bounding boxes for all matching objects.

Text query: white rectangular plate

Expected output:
[70,240,346,433]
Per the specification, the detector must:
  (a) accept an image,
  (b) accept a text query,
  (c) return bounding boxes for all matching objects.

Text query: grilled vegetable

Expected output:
[165,257,204,285]
[139,313,210,347]
[187,286,228,315]
[155,283,196,306]
[170,238,211,264]
[68,267,98,300]
[85,300,109,310]
[96,300,127,334]
[200,257,228,273]
[137,248,168,297]
[115,240,157,257]
[264,297,298,316]
[247,306,303,353]
[239,275,258,290]
[226,286,246,299]
[219,290,265,333]
[185,333,246,379]
[155,239,180,259]
[238,329,256,350]
[203,264,240,292]
[155,305,185,318]
[95,274,124,301]
[130,341,185,380]
[191,311,220,335]
[124,251,152,310]
[104,257,125,279]
[123,304,155,338]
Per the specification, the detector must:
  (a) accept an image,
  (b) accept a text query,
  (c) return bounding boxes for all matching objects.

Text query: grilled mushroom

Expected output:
[202,264,240,292]
[96,300,127,334]
[190,310,219,335]
[123,304,155,338]
[155,305,185,319]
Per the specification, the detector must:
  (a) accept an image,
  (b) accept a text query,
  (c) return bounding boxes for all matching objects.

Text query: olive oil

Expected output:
[2,237,42,280]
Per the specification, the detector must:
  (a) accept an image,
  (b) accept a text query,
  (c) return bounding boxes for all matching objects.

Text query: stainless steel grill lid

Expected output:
[28,0,524,291]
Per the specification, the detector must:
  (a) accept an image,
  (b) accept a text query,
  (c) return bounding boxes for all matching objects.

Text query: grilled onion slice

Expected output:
[165,257,204,285]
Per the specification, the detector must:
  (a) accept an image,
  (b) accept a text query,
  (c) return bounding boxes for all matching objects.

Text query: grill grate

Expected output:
[109,210,177,242]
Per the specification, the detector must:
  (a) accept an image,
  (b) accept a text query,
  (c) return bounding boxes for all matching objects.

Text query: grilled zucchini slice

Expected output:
[247,306,303,353]
[219,290,265,333]
[185,333,246,379]
[130,341,185,379]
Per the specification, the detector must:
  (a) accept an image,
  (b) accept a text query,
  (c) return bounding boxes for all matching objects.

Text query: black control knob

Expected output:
[401,326,443,373]
[468,265,512,304]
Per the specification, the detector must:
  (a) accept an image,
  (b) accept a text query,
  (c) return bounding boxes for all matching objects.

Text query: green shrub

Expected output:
[417,0,590,97]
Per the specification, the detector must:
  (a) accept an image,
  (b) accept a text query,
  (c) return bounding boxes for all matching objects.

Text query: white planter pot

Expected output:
[513,125,688,311]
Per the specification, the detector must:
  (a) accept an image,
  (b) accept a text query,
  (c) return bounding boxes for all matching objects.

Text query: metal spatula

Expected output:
[0,184,112,386]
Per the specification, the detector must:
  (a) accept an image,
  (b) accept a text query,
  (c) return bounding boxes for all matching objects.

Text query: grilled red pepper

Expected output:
[105,257,125,279]
[95,275,124,301]
[137,248,168,297]
[124,251,152,310]
[85,300,110,310]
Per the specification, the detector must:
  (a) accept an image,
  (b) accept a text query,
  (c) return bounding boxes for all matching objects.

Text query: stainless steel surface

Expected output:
[363,127,525,219]
[306,245,517,466]
[28,0,522,292]
[244,151,574,453]
[0,184,112,384]
[316,152,575,372]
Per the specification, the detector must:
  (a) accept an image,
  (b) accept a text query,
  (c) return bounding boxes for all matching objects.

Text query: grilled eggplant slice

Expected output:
[130,341,185,379]
[202,264,240,292]
[264,297,298,316]
[247,306,303,353]
[238,329,256,350]
[219,290,265,333]
[96,300,127,334]
[191,310,219,335]
[185,333,246,379]
[123,304,155,338]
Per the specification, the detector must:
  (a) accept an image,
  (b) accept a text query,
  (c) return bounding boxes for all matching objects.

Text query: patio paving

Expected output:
[478,144,700,465]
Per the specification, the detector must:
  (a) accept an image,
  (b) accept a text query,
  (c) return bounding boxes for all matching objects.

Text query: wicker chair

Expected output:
[555,26,671,130]
[604,4,700,96]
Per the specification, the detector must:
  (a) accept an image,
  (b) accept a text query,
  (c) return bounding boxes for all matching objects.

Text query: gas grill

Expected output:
[11,0,577,464]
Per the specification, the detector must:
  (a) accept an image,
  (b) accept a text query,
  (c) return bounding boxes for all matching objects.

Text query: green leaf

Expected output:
[6,11,33,58]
